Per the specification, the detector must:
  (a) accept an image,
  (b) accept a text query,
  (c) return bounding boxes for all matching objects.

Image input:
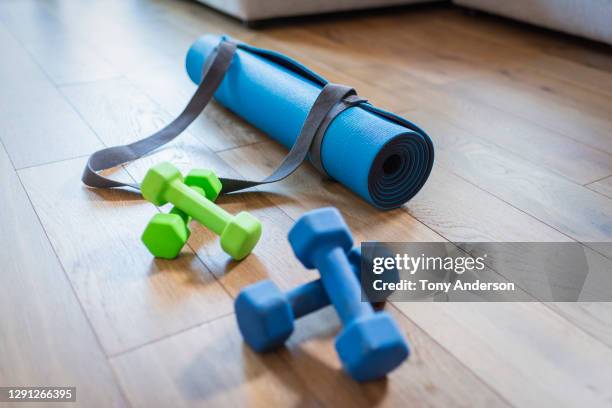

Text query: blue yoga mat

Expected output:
[186,34,433,210]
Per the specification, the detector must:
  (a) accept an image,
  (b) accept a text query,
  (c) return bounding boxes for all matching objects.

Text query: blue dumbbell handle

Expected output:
[285,247,373,319]
[315,246,374,325]
[286,280,329,319]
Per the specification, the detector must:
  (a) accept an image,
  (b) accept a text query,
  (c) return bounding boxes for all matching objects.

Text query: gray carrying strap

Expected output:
[81,39,365,194]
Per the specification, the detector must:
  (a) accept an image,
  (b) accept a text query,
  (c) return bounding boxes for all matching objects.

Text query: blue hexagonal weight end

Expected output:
[335,312,410,382]
[288,207,353,269]
[235,280,295,352]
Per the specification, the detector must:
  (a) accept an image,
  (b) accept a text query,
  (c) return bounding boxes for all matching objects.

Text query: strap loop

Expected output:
[309,93,367,175]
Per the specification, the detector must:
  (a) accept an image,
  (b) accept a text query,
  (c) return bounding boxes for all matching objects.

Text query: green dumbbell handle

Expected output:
[167,186,206,225]
[163,180,231,235]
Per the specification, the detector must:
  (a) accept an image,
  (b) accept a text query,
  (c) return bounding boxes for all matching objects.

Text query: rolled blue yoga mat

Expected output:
[186,34,433,210]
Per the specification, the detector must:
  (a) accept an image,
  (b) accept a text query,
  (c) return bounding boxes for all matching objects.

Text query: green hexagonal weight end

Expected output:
[221,212,263,260]
[184,169,222,201]
[141,162,182,206]
[141,213,191,259]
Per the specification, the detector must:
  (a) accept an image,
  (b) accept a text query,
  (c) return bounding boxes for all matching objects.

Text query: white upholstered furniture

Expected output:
[196,0,439,22]
[194,0,612,45]
[454,0,612,45]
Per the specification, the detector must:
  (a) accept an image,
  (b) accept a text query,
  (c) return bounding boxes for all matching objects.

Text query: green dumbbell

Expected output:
[141,168,224,259]
[141,184,209,259]
[141,162,262,260]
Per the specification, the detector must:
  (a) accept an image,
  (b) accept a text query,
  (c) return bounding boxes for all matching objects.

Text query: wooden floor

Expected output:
[1,0,611,406]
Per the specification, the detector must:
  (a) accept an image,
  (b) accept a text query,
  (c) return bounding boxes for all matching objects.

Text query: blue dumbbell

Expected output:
[235,246,394,354]
[288,207,409,382]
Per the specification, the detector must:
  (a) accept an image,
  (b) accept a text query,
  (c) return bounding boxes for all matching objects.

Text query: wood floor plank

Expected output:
[470,65,612,121]
[23,38,120,85]
[543,42,612,75]
[405,109,612,251]
[587,176,612,198]
[0,23,102,168]
[432,7,612,74]
[34,0,197,74]
[112,307,509,407]
[406,165,571,243]
[0,1,120,85]
[549,302,612,348]
[441,70,612,154]
[288,13,535,85]
[394,301,612,407]
[262,25,486,87]
[111,315,322,408]
[524,55,612,97]
[424,9,612,96]
[0,143,127,407]
[13,0,259,154]
[276,305,510,407]
[363,76,612,185]
[18,157,234,356]
[127,1,421,111]
[397,82,612,185]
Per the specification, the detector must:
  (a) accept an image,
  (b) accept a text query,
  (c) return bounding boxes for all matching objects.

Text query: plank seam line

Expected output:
[53,74,124,89]
[213,139,268,153]
[56,75,125,88]
[585,184,612,200]
[584,174,612,186]
[108,311,235,359]
[15,152,92,171]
